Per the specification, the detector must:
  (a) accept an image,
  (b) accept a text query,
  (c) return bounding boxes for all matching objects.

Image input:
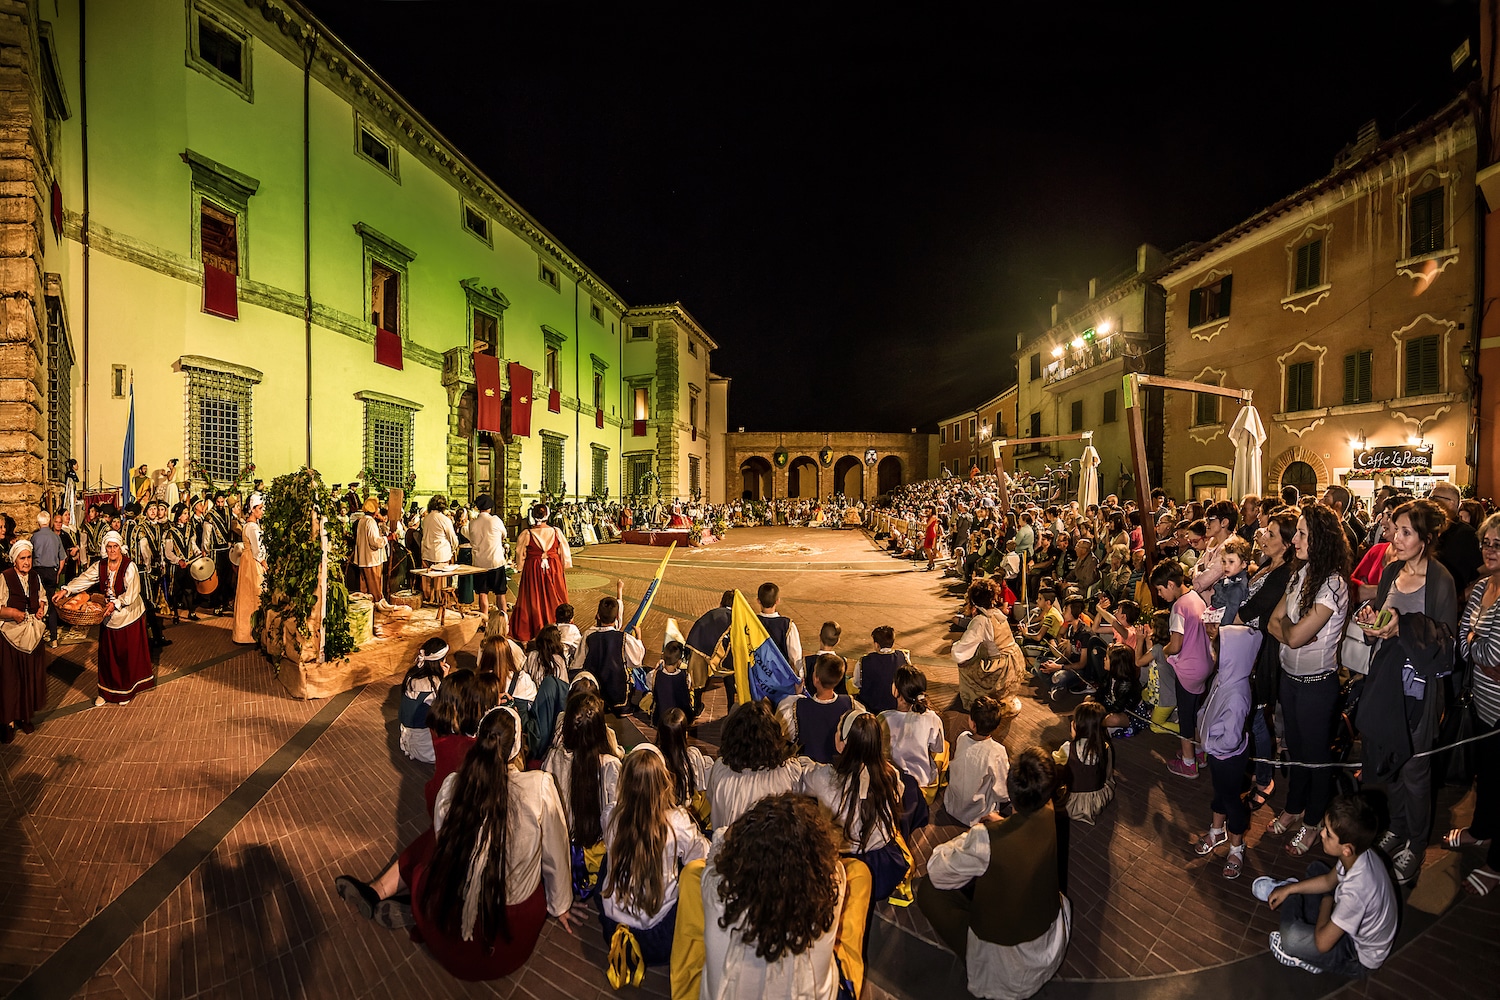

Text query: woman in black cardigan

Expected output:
[1234,509,1298,811]
[1353,498,1458,887]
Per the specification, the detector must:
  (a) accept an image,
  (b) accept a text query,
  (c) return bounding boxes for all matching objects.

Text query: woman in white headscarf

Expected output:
[57,530,153,706]
[232,494,268,644]
[0,539,48,742]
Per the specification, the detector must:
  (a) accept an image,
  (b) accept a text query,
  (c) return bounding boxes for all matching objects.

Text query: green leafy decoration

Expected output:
[256,467,356,660]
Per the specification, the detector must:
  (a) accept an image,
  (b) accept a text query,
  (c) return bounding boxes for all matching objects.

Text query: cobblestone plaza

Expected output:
[1,528,1494,999]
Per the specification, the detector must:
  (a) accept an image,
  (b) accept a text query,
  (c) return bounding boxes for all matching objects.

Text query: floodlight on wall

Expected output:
[1071,337,1085,350]
[1051,345,1064,358]
[1097,320,1112,336]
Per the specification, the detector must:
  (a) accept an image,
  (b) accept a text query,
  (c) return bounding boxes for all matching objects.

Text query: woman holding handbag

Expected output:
[1451,511,1500,896]
[1352,498,1458,887]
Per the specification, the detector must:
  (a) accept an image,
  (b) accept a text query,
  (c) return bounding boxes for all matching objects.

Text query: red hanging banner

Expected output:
[595,408,605,429]
[375,327,403,369]
[548,387,561,413]
[633,419,647,437]
[474,352,502,433]
[203,263,238,320]
[508,362,533,437]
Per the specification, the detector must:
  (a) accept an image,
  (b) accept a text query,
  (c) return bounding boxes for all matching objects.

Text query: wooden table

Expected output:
[409,565,489,626]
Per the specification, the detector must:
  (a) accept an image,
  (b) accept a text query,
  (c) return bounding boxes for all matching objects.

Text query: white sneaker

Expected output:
[1268,931,1323,973]
[1252,876,1297,902]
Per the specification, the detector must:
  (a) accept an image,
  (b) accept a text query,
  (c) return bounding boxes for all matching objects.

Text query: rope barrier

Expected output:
[1117,704,1500,769]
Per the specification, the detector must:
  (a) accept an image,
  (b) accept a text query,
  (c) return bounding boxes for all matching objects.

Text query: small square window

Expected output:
[630,324,650,340]
[462,203,490,244]
[361,129,390,169]
[354,114,399,181]
[589,302,603,323]
[539,262,559,290]
[1189,276,1232,326]
[687,338,697,356]
[199,20,242,82]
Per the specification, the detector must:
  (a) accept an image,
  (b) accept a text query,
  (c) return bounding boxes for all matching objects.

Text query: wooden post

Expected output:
[1123,374,1157,567]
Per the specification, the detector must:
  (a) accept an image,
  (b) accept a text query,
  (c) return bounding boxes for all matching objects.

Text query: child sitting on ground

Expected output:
[853,626,909,713]
[1191,624,1260,879]
[398,638,451,764]
[884,665,947,790]
[777,653,863,764]
[1261,791,1398,976]
[1053,700,1114,824]
[555,603,581,660]
[1097,644,1146,737]
[943,696,1011,826]
[803,620,848,694]
[1210,536,1252,625]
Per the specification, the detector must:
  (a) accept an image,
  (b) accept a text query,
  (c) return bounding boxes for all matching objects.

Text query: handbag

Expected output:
[1339,615,1373,675]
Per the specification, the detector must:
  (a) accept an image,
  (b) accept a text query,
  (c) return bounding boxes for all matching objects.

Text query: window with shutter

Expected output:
[1294,239,1322,292]
[1342,350,1372,404]
[1404,336,1440,395]
[1408,188,1444,257]
[1029,353,1041,381]
[1102,389,1118,424]
[1029,412,1041,437]
[1286,361,1316,412]
[1187,277,1231,326]
[1070,400,1083,432]
[1194,391,1218,426]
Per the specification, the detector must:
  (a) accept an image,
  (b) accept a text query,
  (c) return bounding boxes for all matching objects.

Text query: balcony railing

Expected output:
[1042,335,1144,386]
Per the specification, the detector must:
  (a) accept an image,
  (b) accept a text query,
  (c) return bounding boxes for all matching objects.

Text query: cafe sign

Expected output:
[1353,444,1433,473]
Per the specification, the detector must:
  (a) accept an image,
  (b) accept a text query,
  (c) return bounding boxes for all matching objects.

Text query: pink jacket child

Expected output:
[1168,588,1214,696]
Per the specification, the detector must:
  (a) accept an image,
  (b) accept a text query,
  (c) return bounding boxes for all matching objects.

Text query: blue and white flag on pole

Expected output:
[120,376,135,505]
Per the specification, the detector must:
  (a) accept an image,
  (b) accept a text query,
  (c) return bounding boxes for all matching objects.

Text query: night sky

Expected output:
[303,1,1478,433]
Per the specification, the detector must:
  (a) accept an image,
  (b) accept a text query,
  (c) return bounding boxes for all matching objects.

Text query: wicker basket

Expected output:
[56,598,109,627]
[388,591,422,612]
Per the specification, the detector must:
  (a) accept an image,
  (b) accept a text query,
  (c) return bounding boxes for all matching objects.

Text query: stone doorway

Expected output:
[833,455,864,499]
[740,456,772,500]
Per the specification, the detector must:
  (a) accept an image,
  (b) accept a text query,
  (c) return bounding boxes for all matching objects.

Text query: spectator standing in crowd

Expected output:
[1454,510,1500,896]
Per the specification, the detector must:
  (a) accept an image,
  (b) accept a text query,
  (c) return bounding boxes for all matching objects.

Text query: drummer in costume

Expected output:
[57,531,154,706]
[202,492,235,615]
[163,502,203,622]
[0,539,48,742]
[232,494,267,644]
[81,504,106,564]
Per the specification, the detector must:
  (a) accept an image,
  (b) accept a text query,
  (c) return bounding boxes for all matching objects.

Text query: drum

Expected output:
[188,556,216,581]
[194,570,219,595]
[228,542,244,567]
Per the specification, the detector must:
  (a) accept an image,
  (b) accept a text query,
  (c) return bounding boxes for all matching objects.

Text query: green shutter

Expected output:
[1405,336,1439,395]
[1188,288,1202,327]
[1343,352,1355,403]
[1217,275,1232,318]
[1357,350,1371,402]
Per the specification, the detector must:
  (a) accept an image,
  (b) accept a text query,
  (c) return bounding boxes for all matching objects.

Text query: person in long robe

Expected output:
[0,539,47,742]
[57,531,153,706]
[232,494,267,644]
[511,503,571,643]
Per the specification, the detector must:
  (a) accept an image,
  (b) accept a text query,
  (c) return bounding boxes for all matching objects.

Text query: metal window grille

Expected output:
[592,447,608,497]
[542,438,564,494]
[362,399,414,487]
[46,299,73,482]
[184,366,254,484]
[629,455,652,495]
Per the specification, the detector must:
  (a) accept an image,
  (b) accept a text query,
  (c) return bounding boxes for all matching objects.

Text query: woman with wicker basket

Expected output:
[56,531,153,706]
[0,539,48,742]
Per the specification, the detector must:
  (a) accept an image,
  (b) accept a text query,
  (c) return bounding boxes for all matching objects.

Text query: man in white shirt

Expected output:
[468,494,509,617]
[353,498,389,603]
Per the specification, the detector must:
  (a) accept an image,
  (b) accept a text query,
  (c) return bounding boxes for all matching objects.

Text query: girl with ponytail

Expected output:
[884,665,946,789]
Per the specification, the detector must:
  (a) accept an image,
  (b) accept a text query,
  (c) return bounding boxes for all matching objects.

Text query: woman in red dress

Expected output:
[511,503,571,643]
[57,531,154,706]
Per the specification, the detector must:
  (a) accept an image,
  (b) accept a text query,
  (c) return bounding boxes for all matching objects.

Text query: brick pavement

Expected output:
[0,526,1492,999]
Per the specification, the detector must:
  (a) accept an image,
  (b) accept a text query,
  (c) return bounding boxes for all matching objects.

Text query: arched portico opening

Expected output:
[876,455,903,496]
[833,455,863,499]
[740,456,772,500]
[787,456,820,498]
[1281,460,1318,499]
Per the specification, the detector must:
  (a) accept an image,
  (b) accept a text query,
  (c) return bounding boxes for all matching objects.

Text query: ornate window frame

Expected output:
[354,111,400,183]
[1283,222,1332,312]
[185,1,253,103]
[183,149,259,279]
[356,222,415,340]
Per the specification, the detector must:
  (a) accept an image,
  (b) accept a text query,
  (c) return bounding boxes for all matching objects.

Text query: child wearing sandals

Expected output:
[598,744,709,984]
[1190,624,1261,879]
[1053,700,1114,824]
[883,665,946,789]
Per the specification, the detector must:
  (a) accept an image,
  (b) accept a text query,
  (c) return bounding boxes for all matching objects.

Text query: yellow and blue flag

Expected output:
[729,590,801,704]
[625,542,675,632]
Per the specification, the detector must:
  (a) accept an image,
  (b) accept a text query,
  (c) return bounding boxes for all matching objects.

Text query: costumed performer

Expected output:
[511,502,571,643]
[0,539,47,742]
[58,531,154,706]
[232,493,267,644]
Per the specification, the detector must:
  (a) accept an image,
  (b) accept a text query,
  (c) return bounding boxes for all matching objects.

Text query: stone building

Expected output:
[1014,244,1168,498]
[724,431,933,503]
[936,384,1016,478]
[1160,99,1477,505]
[0,0,723,528]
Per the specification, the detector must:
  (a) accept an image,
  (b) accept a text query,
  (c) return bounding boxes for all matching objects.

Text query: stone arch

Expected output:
[739,456,772,500]
[787,456,820,498]
[833,455,864,499]
[1266,446,1329,498]
[876,455,903,496]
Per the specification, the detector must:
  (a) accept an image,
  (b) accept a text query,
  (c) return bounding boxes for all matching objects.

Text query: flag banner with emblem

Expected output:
[729,589,801,704]
[507,361,533,437]
[474,352,502,432]
[120,378,135,506]
[625,542,675,632]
